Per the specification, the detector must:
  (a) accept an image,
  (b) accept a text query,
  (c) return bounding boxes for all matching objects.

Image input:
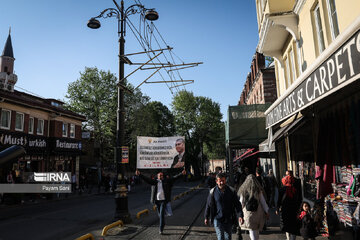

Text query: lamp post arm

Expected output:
[125,4,146,17]
[93,8,120,19]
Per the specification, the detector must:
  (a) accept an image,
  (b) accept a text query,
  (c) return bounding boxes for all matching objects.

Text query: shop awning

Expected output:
[271,115,305,143]
[259,138,275,152]
[226,104,271,148]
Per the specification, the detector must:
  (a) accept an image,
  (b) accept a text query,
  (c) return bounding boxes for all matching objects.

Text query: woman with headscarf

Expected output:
[237,174,269,240]
[277,171,302,240]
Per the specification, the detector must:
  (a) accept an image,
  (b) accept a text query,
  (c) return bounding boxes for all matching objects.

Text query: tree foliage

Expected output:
[127,101,175,169]
[64,67,149,165]
[171,90,225,176]
[64,68,224,174]
[65,67,117,162]
[265,56,274,67]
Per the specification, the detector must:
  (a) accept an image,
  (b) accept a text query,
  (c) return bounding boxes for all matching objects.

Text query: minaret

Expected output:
[0,28,17,92]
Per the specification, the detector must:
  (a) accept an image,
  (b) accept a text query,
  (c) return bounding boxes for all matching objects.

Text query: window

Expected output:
[15,112,24,131]
[289,48,297,82]
[37,119,44,135]
[29,117,34,134]
[285,57,292,89]
[314,4,325,53]
[327,0,339,40]
[70,124,75,138]
[0,109,11,129]
[62,123,68,137]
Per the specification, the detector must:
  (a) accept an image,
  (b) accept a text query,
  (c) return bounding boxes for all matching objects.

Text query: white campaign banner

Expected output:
[137,136,185,169]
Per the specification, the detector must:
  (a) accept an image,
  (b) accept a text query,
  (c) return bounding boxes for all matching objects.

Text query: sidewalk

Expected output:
[78,203,329,240]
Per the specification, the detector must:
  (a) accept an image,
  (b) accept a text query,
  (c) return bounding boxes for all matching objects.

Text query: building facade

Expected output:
[235,52,277,176]
[239,52,277,105]
[0,32,85,180]
[255,0,360,236]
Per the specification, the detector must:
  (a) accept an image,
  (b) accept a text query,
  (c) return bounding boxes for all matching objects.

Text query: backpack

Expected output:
[245,195,258,212]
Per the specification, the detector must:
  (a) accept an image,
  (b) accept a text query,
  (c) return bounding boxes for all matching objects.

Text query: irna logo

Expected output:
[34,172,71,182]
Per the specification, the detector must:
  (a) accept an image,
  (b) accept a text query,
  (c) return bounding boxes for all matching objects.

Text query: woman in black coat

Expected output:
[276,174,302,240]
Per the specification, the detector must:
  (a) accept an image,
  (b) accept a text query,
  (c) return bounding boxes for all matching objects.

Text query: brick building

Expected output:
[0,32,85,179]
[238,52,277,105]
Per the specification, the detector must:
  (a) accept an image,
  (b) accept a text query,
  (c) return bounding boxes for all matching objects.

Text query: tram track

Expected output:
[178,199,207,240]
[127,186,208,240]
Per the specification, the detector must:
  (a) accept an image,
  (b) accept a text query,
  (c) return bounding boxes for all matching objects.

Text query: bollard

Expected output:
[136,209,149,219]
[75,233,94,240]
[101,220,123,236]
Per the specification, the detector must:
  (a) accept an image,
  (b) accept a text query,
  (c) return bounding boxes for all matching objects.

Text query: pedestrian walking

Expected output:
[267,169,278,208]
[204,172,244,240]
[206,172,216,189]
[255,167,270,231]
[135,169,186,235]
[276,171,302,240]
[6,171,14,183]
[71,173,76,194]
[255,167,270,204]
[298,201,317,240]
[237,174,269,240]
[79,175,85,194]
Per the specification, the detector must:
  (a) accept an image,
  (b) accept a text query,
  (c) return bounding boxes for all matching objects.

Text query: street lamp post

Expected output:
[87,0,159,222]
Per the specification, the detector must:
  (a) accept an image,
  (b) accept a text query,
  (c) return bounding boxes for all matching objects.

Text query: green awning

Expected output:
[226,104,270,148]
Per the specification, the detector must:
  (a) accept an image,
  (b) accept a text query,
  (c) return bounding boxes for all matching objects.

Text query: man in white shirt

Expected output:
[136,169,185,234]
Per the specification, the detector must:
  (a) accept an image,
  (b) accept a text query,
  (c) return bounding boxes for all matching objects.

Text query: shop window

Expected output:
[314,4,325,53]
[29,117,34,134]
[0,109,11,129]
[15,112,24,131]
[302,162,316,202]
[62,122,68,137]
[70,124,75,138]
[326,0,339,40]
[37,119,44,135]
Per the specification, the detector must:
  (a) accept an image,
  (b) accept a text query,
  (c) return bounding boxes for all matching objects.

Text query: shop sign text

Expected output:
[266,30,360,128]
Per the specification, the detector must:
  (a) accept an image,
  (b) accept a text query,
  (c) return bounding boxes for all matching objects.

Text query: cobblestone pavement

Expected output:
[83,207,329,240]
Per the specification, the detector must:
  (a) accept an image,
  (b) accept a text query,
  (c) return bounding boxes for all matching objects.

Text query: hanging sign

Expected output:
[121,146,129,164]
[137,136,185,169]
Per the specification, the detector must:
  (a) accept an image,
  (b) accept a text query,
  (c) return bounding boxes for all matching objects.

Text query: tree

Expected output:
[64,67,149,167]
[65,67,117,164]
[265,56,274,67]
[172,90,225,176]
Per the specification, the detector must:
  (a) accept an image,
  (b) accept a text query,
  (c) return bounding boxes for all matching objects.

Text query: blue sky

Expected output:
[0,0,259,120]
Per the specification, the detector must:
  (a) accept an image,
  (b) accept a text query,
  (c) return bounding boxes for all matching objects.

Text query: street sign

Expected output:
[121,146,129,164]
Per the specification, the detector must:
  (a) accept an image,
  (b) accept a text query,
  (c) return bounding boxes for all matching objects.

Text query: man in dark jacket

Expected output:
[204,172,244,240]
[135,169,185,235]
